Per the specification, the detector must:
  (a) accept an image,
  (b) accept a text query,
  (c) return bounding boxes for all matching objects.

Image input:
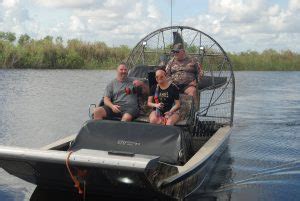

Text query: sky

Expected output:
[0,0,300,52]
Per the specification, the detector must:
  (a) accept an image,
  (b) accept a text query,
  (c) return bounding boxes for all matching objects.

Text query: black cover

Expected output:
[70,120,185,164]
[173,32,184,45]
[128,65,155,79]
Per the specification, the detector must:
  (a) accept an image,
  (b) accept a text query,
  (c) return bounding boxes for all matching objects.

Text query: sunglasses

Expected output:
[171,50,180,53]
[155,75,165,79]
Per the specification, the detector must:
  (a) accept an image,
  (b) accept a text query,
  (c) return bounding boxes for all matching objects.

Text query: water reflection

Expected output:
[0,185,27,201]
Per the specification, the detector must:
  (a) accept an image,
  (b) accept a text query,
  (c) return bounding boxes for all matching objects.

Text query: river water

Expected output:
[0,70,299,201]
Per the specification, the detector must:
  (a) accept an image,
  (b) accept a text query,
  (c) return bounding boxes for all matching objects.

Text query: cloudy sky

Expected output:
[0,0,300,52]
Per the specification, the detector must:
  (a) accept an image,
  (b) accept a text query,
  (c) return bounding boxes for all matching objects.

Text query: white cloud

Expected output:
[32,0,97,8]
[268,4,280,16]
[208,0,266,23]
[126,2,143,19]
[0,0,164,45]
[147,0,161,19]
[69,15,85,32]
[0,0,35,36]
[1,0,19,8]
[288,0,300,11]
[60,0,163,45]
[0,0,299,52]
[183,14,224,35]
[182,0,300,52]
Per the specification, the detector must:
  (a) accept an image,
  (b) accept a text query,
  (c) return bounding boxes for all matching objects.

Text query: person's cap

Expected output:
[172,43,184,52]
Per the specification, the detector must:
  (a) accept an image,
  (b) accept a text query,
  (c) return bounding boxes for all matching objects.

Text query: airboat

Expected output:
[0,26,235,200]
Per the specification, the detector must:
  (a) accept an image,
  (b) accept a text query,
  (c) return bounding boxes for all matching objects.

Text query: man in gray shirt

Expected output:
[94,63,148,121]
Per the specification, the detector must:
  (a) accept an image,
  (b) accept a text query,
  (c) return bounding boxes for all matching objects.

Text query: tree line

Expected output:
[0,31,299,70]
[0,32,130,69]
[228,49,300,71]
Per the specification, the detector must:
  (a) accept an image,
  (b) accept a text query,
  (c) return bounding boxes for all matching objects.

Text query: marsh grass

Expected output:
[0,34,130,69]
[0,32,299,70]
[228,49,300,71]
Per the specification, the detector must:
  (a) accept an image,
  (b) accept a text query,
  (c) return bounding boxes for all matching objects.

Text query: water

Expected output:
[0,70,299,201]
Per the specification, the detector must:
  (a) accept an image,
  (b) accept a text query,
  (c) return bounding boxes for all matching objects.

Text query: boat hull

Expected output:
[0,147,169,199]
[155,126,232,199]
[0,126,232,200]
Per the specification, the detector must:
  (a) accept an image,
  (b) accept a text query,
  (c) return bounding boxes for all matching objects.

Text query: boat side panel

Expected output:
[159,134,230,199]
[156,126,232,199]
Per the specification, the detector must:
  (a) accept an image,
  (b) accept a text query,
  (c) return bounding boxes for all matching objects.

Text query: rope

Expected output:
[65,151,83,195]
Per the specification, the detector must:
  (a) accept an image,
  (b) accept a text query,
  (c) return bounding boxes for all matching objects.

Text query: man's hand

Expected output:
[164,111,173,118]
[111,105,121,113]
[133,80,143,87]
[154,103,164,109]
[189,80,197,87]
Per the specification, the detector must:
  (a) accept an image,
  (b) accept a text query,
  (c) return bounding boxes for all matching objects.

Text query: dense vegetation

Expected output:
[0,32,299,70]
[228,50,300,71]
[0,32,130,69]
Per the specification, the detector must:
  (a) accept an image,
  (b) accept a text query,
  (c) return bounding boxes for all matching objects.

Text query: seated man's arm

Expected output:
[165,59,172,76]
[104,96,121,113]
[189,80,197,87]
[197,63,204,80]
[103,96,113,108]
[103,81,121,114]
[165,59,173,82]
[188,62,203,87]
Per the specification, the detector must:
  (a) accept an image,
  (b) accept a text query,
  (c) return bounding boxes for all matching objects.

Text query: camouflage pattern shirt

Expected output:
[165,56,199,86]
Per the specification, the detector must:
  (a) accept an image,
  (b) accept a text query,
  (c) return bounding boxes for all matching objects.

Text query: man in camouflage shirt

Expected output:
[165,43,203,99]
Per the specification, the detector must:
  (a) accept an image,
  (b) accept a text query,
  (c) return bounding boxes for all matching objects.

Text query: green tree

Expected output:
[43,35,53,43]
[55,36,63,45]
[18,34,31,46]
[0,32,16,43]
[65,50,84,69]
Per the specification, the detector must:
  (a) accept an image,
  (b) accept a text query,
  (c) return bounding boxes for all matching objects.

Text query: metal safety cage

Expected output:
[125,26,235,134]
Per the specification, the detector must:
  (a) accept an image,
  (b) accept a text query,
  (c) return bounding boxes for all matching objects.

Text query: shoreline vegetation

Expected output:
[0,32,299,71]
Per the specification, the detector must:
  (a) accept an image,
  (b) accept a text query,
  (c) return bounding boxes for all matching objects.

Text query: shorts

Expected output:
[102,105,139,119]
